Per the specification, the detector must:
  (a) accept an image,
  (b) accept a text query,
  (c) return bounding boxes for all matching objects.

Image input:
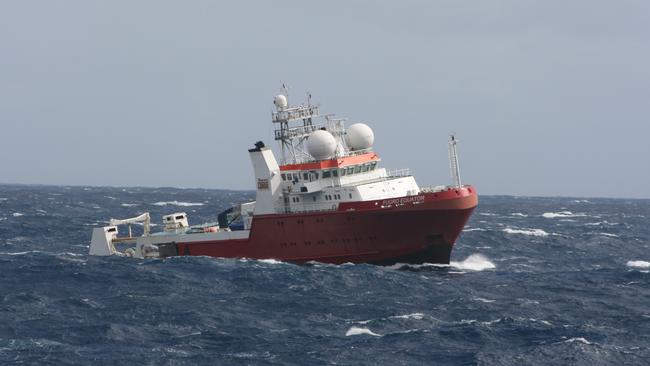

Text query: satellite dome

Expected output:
[307,130,337,160]
[273,94,288,109]
[345,123,374,151]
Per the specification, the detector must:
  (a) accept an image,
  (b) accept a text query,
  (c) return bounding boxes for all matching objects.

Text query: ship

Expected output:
[89,89,478,264]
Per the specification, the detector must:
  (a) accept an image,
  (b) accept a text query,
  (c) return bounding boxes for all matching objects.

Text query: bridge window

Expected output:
[322,170,331,178]
[347,167,354,175]
[354,165,362,174]
[332,170,339,177]
[362,164,369,172]
[340,169,346,176]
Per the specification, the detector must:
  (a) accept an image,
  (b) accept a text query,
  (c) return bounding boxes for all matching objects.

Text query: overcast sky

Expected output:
[1,1,649,198]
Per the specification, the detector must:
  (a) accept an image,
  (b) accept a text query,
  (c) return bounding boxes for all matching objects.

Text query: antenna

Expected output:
[448,134,462,188]
[281,83,289,99]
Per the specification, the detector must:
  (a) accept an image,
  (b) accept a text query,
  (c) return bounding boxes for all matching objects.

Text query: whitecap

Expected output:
[479,212,497,216]
[121,203,139,207]
[473,297,496,303]
[542,211,585,219]
[463,228,487,232]
[0,217,6,221]
[563,337,593,345]
[598,233,619,238]
[572,200,592,204]
[12,212,24,217]
[525,318,552,326]
[627,260,650,269]
[258,259,285,265]
[510,213,528,217]
[450,254,496,271]
[503,228,549,237]
[0,251,41,255]
[152,201,204,207]
[345,326,381,337]
[389,313,425,320]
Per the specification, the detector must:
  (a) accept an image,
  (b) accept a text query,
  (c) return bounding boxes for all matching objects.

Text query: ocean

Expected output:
[0,184,648,365]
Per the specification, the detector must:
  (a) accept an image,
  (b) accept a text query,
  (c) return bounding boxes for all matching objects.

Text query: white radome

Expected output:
[345,123,374,150]
[307,130,337,160]
[274,94,288,109]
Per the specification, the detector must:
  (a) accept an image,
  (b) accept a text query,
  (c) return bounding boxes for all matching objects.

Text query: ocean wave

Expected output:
[585,221,619,226]
[121,203,140,207]
[450,254,495,271]
[345,326,381,337]
[572,200,592,204]
[472,297,496,303]
[542,211,585,219]
[598,233,619,238]
[152,201,204,207]
[463,228,487,232]
[562,337,594,345]
[510,213,528,217]
[257,259,286,265]
[0,250,41,255]
[503,228,549,237]
[12,212,24,217]
[627,260,650,269]
[389,313,425,320]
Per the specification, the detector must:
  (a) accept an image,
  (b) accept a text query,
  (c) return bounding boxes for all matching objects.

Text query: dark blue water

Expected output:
[1,184,649,365]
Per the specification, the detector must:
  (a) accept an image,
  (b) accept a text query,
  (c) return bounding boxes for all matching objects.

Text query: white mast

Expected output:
[448,134,462,188]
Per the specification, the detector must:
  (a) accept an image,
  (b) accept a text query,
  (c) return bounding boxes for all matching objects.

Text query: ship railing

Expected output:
[274,201,339,214]
[386,168,410,177]
[274,123,323,141]
[419,185,448,193]
[419,184,472,194]
[331,169,413,189]
[272,105,320,123]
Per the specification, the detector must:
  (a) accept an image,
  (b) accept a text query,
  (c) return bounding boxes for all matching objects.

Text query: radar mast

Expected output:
[271,86,321,165]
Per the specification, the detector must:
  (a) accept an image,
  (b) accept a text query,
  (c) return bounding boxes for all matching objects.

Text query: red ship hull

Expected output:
[173,186,477,264]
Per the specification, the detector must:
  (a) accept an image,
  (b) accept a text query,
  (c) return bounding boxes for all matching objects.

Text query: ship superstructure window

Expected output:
[322,171,331,178]
[347,167,354,175]
[281,173,286,180]
[332,170,339,177]
[355,165,362,174]
[303,173,309,180]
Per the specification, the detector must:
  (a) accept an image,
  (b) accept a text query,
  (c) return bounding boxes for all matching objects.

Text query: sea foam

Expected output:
[503,228,549,237]
[345,327,381,337]
[627,260,650,269]
[152,201,204,207]
[542,211,585,219]
[450,254,496,271]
